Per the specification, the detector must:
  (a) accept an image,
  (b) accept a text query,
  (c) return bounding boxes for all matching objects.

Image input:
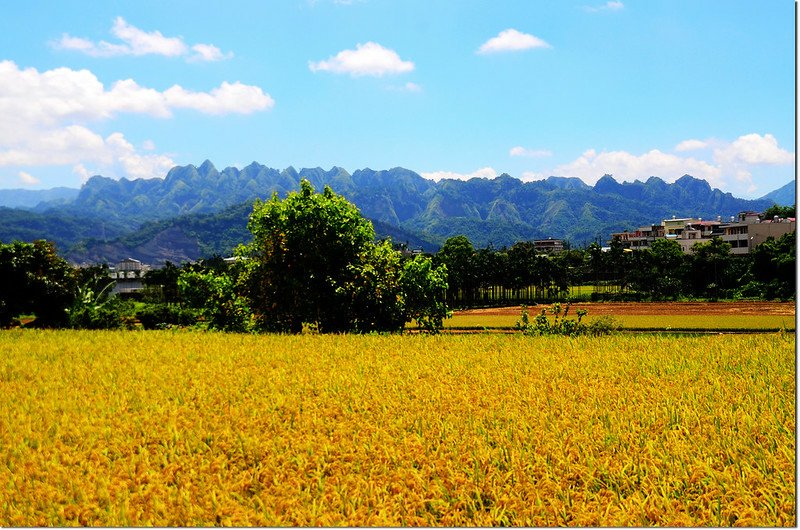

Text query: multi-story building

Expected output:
[110,258,150,294]
[611,224,664,250]
[721,214,796,255]
[610,211,795,255]
[533,238,565,254]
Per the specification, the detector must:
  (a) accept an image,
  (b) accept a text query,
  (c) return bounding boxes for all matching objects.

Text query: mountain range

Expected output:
[0,161,789,265]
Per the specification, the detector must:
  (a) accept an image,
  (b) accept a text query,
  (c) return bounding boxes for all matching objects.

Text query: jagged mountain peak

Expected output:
[544,176,591,190]
[198,159,217,173]
[7,161,779,262]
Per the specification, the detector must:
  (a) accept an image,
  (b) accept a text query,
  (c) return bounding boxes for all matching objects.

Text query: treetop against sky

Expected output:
[0,0,793,198]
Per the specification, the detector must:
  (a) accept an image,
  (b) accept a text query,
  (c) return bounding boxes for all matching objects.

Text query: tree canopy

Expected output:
[0,240,76,327]
[239,180,449,333]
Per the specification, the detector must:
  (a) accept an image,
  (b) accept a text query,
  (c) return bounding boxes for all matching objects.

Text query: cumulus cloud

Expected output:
[552,148,723,187]
[477,29,551,55]
[713,133,794,166]
[548,133,793,195]
[54,17,232,62]
[510,146,552,158]
[0,61,273,126]
[421,167,499,182]
[309,42,414,77]
[0,60,273,181]
[163,82,275,115]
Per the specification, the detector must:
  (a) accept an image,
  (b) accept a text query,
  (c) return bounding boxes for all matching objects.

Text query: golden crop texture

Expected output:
[0,330,795,526]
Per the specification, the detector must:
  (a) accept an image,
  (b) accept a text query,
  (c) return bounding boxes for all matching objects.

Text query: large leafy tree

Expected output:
[0,240,76,327]
[241,180,448,333]
[242,180,375,332]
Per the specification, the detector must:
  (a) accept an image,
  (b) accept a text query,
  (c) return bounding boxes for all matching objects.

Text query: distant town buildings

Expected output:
[611,211,795,255]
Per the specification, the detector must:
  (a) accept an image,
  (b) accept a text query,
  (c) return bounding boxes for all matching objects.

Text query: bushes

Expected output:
[67,284,131,330]
[136,304,198,330]
[515,303,619,337]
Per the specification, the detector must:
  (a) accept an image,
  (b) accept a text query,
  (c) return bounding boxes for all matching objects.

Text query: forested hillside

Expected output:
[0,161,780,264]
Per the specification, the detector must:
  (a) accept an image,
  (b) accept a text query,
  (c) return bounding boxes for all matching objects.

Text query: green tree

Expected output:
[73,264,114,295]
[648,238,687,299]
[435,235,477,303]
[762,204,795,220]
[400,255,450,332]
[505,241,537,289]
[749,232,796,300]
[241,180,449,333]
[142,261,182,303]
[178,270,251,332]
[689,237,734,298]
[0,240,76,327]
[241,180,375,332]
[342,240,407,333]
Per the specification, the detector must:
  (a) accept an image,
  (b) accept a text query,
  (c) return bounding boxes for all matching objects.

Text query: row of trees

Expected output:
[1,181,794,331]
[434,230,796,305]
[0,181,450,333]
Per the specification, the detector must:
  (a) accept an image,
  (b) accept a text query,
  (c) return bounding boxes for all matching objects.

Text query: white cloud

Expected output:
[674,139,708,152]
[510,146,552,158]
[105,133,176,179]
[54,17,232,62]
[0,61,273,129]
[309,42,414,77]
[713,133,794,166]
[520,171,546,181]
[0,60,273,182]
[18,171,40,186]
[477,29,551,55]
[552,148,723,187]
[163,82,275,115]
[190,43,233,62]
[110,16,187,56]
[72,164,91,183]
[421,167,499,182]
[548,133,794,195]
[584,1,624,12]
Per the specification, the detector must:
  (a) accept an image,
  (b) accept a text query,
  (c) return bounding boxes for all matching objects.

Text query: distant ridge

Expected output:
[759,180,795,206]
[0,186,79,209]
[0,161,779,264]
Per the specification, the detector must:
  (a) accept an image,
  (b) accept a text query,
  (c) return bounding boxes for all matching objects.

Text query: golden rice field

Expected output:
[0,330,795,526]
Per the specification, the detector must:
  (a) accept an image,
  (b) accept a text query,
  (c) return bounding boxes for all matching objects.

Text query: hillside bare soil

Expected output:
[455,302,796,317]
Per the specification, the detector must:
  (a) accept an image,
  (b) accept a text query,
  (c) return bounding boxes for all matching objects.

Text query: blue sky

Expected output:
[0,0,794,198]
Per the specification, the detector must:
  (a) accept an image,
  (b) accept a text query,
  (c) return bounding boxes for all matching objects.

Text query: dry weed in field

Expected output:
[0,330,795,526]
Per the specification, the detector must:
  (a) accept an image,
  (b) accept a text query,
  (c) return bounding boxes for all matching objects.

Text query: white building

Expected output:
[110,258,150,294]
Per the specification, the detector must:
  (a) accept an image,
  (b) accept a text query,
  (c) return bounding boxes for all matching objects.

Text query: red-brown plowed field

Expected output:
[455,301,796,317]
